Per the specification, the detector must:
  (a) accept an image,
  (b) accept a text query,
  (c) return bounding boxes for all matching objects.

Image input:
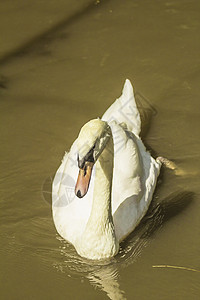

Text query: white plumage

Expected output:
[52,79,161,260]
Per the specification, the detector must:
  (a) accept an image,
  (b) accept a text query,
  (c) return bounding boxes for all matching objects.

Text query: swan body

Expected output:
[52,79,161,260]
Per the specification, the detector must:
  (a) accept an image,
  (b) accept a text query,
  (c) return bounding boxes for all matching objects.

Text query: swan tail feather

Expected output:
[102,79,141,136]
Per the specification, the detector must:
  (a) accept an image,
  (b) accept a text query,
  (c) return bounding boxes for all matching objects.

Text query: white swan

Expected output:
[52,79,162,260]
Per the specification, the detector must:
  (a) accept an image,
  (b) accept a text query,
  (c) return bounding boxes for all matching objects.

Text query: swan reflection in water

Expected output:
[52,190,193,300]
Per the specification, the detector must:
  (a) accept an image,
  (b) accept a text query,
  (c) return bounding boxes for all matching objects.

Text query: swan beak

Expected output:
[75,162,94,198]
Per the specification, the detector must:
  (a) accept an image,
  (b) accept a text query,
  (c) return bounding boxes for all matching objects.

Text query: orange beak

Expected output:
[75,161,94,198]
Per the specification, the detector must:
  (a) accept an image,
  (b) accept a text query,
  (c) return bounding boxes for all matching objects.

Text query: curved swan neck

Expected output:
[89,136,114,223]
[77,130,119,259]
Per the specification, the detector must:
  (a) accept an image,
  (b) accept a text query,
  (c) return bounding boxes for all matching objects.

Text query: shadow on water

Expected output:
[0,75,7,89]
[120,190,194,257]
[0,0,110,66]
[135,91,157,138]
[51,190,194,300]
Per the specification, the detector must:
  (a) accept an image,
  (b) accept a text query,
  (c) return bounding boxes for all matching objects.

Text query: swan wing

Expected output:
[102,79,141,136]
[109,121,161,242]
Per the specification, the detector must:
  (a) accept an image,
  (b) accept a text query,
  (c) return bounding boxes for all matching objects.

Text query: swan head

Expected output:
[75,119,111,198]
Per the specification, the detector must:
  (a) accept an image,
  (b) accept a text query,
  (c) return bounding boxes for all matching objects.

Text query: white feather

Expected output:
[52,79,161,260]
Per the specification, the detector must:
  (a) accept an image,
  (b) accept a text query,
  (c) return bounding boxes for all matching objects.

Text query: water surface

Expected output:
[1,1,200,299]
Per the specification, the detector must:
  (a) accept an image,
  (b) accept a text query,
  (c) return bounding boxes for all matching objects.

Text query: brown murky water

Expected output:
[1,1,200,299]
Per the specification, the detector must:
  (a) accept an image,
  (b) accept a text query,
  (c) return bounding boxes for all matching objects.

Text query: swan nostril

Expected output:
[76,190,82,198]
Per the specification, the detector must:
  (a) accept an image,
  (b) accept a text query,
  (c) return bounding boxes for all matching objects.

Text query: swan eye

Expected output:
[77,145,95,168]
[86,145,95,162]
